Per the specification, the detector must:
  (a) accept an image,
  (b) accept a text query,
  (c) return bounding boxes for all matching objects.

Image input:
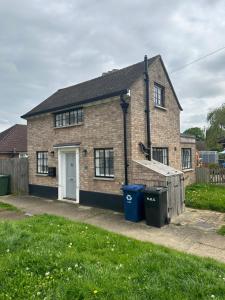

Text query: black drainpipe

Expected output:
[144,55,151,160]
[120,94,129,185]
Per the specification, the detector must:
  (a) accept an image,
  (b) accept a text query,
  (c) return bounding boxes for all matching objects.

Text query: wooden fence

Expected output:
[0,158,28,194]
[196,167,225,184]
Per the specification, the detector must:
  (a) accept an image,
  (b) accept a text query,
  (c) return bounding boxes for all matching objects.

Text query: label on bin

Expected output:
[146,197,156,202]
[126,194,132,203]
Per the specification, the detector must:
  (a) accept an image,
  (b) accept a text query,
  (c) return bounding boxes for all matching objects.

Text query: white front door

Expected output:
[57,147,80,203]
[65,152,76,200]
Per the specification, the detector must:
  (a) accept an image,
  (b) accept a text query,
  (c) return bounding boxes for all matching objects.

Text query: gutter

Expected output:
[120,94,129,185]
[143,55,152,160]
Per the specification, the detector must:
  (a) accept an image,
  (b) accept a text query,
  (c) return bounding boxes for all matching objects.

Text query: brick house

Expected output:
[22,55,195,211]
[0,124,27,159]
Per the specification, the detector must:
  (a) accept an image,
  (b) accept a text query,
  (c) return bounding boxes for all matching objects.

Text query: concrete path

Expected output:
[1,195,225,263]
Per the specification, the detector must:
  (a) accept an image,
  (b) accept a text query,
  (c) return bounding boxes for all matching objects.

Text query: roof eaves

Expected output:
[21,89,128,119]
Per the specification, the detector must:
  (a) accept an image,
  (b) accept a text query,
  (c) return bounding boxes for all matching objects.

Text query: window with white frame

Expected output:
[182,148,192,169]
[55,108,83,128]
[154,83,165,107]
[37,151,48,174]
[94,148,114,178]
[152,147,169,165]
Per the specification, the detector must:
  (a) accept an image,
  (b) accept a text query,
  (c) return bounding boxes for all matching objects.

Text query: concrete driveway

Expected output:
[0,194,225,263]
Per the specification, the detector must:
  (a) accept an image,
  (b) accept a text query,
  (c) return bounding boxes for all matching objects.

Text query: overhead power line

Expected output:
[171,45,225,74]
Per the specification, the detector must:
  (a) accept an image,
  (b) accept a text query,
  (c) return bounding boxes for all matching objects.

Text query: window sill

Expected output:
[154,105,167,111]
[182,168,194,173]
[36,173,48,177]
[93,177,115,181]
[54,123,83,129]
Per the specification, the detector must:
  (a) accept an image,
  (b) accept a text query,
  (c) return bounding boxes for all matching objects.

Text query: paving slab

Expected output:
[0,194,225,263]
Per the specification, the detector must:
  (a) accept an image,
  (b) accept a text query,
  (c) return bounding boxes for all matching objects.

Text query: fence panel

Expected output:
[0,158,28,194]
[209,168,225,184]
[196,167,225,184]
[196,168,209,183]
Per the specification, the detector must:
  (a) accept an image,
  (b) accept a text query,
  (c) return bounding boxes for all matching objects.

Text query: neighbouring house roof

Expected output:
[0,124,27,154]
[218,137,225,144]
[22,55,182,119]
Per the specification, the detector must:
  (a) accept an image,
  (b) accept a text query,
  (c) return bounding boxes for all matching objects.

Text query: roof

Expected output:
[22,55,182,119]
[218,137,225,143]
[134,159,183,176]
[0,124,27,153]
[180,133,196,139]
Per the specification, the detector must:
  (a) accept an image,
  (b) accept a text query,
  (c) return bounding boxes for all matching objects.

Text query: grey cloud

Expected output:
[0,0,225,132]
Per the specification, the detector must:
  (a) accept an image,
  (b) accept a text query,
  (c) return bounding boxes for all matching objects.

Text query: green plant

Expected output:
[208,163,219,169]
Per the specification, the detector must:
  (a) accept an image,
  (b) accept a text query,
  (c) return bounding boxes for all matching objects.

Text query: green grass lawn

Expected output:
[0,201,19,211]
[0,215,225,299]
[185,184,225,212]
[218,226,225,236]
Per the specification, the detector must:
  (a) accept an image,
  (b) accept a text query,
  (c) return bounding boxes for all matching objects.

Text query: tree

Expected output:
[206,103,225,150]
[183,127,205,141]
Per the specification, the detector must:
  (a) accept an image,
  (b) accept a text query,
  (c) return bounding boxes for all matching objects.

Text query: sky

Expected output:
[0,0,225,132]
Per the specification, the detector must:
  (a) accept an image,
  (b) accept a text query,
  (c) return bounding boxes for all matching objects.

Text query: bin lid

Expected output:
[122,184,145,191]
[144,187,167,194]
[0,175,9,178]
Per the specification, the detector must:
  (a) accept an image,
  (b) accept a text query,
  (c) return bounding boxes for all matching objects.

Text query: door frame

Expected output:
[56,146,80,203]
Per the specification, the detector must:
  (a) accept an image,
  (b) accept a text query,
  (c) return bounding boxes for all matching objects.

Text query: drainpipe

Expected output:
[144,55,151,160]
[120,94,129,185]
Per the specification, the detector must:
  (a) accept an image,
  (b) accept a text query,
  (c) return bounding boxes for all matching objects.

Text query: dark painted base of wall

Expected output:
[29,184,58,199]
[29,185,124,212]
[80,190,124,212]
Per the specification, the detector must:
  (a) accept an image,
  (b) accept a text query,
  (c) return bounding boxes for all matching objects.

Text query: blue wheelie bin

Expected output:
[122,184,145,222]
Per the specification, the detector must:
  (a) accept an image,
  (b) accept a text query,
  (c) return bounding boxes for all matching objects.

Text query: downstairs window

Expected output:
[37,151,48,174]
[94,148,114,178]
[182,148,192,169]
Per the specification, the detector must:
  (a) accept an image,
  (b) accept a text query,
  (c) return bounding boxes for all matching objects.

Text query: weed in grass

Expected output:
[0,201,19,212]
[218,226,225,236]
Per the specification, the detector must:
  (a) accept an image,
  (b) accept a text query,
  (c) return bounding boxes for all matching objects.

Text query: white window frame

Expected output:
[154,83,165,107]
[182,148,192,170]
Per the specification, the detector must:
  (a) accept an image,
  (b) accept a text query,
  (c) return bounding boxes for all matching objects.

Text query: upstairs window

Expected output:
[154,83,165,107]
[182,148,192,169]
[153,147,169,165]
[55,108,83,128]
[94,148,114,178]
[37,151,48,174]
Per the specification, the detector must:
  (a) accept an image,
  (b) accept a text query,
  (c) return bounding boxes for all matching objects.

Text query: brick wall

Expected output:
[28,98,128,195]
[130,57,182,169]
[180,136,196,186]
